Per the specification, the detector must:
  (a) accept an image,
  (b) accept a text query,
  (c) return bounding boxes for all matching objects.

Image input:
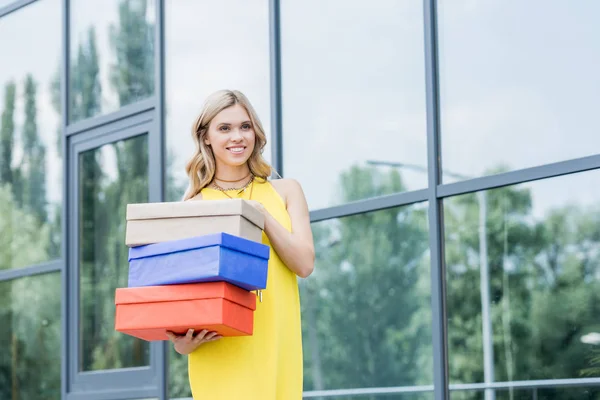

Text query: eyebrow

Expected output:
[217,121,252,126]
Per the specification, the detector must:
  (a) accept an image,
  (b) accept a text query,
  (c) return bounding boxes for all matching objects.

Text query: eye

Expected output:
[219,125,230,132]
[241,123,252,130]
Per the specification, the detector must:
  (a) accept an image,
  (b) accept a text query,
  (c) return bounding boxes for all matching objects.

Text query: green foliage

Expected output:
[444,185,600,400]
[0,185,50,270]
[109,0,154,105]
[0,186,58,399]
[3,0,600,396]
[300,166,432,395]
[78,135,150,371]
[0,81,16,186]
[21,74,48,225]
[77,0,155,372]
[297,164,600,400]
[70,26,101,121]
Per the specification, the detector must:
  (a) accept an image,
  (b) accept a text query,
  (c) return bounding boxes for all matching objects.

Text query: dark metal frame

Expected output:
[1,0,600,399]
[67,117,157,398]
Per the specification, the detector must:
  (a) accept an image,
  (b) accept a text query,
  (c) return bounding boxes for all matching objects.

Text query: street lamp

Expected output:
[366,160,495,400]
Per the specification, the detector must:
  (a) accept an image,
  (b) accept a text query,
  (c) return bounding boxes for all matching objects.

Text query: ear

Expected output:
[201,129,210,146]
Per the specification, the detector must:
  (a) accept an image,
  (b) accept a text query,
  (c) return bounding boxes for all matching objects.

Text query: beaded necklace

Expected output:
[211,175,255,200]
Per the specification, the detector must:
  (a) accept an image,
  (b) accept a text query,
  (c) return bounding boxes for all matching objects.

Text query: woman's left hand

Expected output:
[247,180,315,278]
[247,200,269,217]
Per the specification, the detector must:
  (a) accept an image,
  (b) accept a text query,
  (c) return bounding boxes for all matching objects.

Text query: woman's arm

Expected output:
[250,179,315,278]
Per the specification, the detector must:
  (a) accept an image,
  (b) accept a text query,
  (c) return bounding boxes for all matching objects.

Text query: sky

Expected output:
[0,1,15,9]
[0,0,61,204]
[0,0,599,222]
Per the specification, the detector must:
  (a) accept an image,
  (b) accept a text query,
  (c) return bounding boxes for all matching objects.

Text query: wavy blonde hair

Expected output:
[183,90,272,200]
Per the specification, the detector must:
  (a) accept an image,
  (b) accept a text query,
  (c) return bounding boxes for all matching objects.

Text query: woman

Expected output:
[165,89,315,399]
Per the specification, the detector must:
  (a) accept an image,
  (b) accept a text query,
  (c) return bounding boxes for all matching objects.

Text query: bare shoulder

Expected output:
[186,191,203,201]
[270,178,305,206]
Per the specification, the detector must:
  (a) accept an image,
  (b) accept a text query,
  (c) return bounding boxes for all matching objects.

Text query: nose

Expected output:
[230,128,243,141]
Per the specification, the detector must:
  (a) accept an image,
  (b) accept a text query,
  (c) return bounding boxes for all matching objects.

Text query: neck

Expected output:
[213,163,252,183]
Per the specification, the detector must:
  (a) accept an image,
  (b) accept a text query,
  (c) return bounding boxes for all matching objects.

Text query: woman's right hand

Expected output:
[166,328,222,355]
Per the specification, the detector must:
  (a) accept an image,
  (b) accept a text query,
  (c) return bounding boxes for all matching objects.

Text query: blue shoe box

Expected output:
[127,233,270,291]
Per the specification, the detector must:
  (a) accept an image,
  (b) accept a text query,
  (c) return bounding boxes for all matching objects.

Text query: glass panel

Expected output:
[164,0,271,202]
[452,387,600,400]
[69,0,155,122]
[0,0,62,269]
[281,0,427,210]
[324,394,433,400]
[445,170,600,387]
[0,1,16,9]
[302,200,432,391]
[169,347,191,398]
[0,273,61,399]
[438,0,600,182]
[79,134,149,371]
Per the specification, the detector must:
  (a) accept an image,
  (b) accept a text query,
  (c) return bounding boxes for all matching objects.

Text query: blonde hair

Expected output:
[183,90,272,200]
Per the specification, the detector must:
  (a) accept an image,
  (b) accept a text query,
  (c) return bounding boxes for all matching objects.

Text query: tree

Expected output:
[70,27,102,122]
[0,82,23,208]
[0,184,54,400]
[109,0,154,106]
[109,0,154,204]
[300,165,432,398]
[64,23,107,371]
[0,82,16,187]
[444,184,600,400]
[21,74,48,225]
[78,0,155,371]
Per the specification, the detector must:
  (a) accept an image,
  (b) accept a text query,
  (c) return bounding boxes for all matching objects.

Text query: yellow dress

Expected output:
[188,178,303,399]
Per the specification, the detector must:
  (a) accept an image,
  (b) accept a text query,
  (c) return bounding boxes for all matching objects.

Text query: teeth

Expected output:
[228,147,244,153]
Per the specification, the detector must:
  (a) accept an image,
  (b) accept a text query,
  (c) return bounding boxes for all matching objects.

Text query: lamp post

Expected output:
[366,160,495,400]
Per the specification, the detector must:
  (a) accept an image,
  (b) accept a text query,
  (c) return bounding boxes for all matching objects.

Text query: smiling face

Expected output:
[204,103,256,169]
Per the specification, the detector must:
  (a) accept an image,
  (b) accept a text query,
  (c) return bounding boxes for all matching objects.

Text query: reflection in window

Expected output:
[0,0,62,269]
[164,0,271,203]
[326,394,434,400]
[452,387,600,400]
[169,346,191,398]
[0,273,61,399]
[438,0,600,182]
[69,0,155,122]
[79,135,149,371]
[445,170,600,400]
[281,0,427,210]
[302,200,431,391]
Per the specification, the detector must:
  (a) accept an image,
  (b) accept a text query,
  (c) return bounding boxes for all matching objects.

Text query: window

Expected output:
[303,203,432,392]
[0,273,61,399]
[78,135,150,371]
[164,0,271,203]
[438,0,600,182]
[445,170,600,400]
[0,0,62,268]
[69,0,156,122]
[281,0,428,210]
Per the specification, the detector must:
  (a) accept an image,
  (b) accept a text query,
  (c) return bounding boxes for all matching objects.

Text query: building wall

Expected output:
[0,0,599,399]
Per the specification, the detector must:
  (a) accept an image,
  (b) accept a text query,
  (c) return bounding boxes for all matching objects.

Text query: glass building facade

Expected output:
[1,0,599,399]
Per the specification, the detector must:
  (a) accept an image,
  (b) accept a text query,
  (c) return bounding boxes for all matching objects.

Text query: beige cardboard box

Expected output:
[125,199,264,247]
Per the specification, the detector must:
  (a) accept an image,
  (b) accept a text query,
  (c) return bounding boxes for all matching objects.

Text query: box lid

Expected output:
[127,232,270,262]
[126,199,264,229]
[114,281,256,310]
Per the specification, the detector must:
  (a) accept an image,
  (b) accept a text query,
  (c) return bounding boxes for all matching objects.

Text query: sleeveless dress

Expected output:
[188,178,303,399]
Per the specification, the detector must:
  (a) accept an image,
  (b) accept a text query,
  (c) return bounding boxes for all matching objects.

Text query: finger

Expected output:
[194,329,209,342]
[185,329,195,341]
[165,331,177,341]
[204,331,219,341]
[208,335,222,342]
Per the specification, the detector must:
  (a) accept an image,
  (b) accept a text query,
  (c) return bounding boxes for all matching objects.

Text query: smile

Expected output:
[227,146,246,154]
